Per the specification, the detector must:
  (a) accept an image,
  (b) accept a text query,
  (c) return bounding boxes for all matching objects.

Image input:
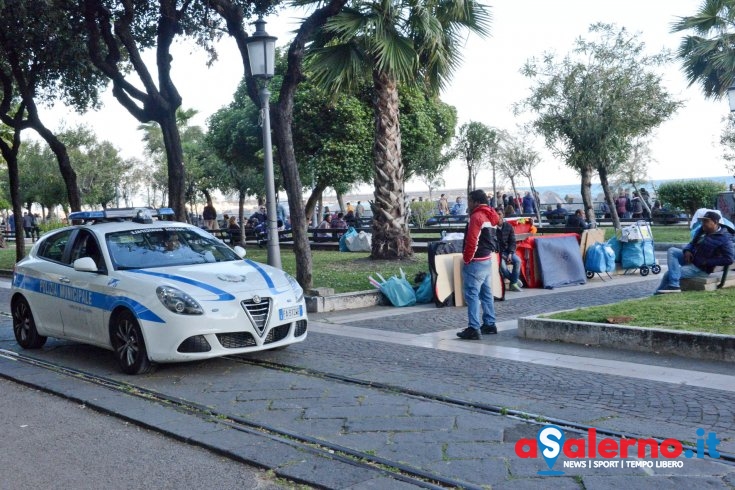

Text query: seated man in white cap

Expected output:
[656,211,734,293]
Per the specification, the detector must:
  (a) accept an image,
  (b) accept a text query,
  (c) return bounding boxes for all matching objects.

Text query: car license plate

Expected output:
[279,305,302,321]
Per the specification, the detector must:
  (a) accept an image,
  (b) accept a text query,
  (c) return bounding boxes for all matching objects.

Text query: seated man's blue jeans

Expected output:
[658,247,708,290]
[500,253,521,285]
[462,260,495,329]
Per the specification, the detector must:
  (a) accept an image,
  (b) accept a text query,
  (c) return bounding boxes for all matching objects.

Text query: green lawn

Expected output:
[545,288,735,335]
[244,248,428,293]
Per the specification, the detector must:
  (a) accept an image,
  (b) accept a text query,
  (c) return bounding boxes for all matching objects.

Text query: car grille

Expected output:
[217,332,257,348]
[241,297,271,336]
[294,320,307,337]
[264,324,290,344]
[178,335,211,353]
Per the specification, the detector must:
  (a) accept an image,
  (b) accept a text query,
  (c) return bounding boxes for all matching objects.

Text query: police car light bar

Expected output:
[68,207,175,222]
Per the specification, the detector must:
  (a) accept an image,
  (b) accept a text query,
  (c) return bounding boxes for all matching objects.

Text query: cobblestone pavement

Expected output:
[327,279,661,334]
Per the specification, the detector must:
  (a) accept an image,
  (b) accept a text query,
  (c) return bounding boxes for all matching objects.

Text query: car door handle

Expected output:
[58,277,71,284]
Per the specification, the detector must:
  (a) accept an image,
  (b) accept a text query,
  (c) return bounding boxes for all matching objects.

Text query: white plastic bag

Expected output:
[346,231,372,252]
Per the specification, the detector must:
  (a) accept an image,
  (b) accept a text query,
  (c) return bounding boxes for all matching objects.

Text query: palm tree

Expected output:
[671,0,735,98]
[307,0,491,259]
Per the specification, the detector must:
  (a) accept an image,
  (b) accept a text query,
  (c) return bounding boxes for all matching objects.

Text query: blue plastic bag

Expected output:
[585,242,615,273]
[380,276,416,307]
[339,226,357,252]
[621,240,655,269]
[607,236,622,263]
[415,274,433,304]
[370,269,416,307]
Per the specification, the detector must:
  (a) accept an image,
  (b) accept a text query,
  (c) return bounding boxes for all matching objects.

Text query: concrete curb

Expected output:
[305,290,385,313]
[517,316,735,363]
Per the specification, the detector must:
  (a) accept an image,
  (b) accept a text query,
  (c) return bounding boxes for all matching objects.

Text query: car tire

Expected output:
[12,297,47,349]
[111,310,152,375]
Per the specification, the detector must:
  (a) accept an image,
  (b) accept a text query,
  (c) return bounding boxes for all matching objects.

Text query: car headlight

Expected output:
[286,274,304,302]
[156,286,204,315]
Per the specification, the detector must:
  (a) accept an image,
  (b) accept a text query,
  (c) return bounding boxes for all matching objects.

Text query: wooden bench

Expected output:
[535,226,584,235]
[681,266,734,291]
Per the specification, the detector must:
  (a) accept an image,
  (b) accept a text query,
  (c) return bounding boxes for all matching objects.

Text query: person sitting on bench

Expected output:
[656,211,734,294]
[565,209,590,230]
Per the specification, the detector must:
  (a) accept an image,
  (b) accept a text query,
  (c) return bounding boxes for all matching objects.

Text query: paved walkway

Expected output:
[2,259,735,488]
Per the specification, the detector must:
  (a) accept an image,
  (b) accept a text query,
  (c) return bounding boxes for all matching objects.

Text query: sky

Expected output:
[38,0,733,196]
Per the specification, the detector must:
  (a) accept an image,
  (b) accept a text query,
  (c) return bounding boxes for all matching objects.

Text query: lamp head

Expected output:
[245,17,277,79]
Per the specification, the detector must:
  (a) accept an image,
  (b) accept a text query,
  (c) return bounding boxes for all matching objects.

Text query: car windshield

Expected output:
[106,227,241,269]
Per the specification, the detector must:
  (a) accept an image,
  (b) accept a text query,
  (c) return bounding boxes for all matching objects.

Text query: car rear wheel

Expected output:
[12,297,47,349]
[111,311,152,375]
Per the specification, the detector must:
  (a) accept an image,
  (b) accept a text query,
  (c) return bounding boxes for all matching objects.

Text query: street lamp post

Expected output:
[245,17,281,269]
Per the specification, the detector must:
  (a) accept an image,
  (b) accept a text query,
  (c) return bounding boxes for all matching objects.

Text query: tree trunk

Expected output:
[580,165,594,221]
[159,110,187,221]
[0,128,26,261]
[370,70,412,260]
[492,165,497,203]
[527,175,542,224]
[466,167,472,204]
[304,182,328,226]
[273,104,313,286]
[237,192,246,246]
[598,166,619,229]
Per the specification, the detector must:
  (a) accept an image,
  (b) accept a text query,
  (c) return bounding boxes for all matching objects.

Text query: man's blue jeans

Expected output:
[462,260,495,329]
[500,253,521,284]
[658,247,708,290]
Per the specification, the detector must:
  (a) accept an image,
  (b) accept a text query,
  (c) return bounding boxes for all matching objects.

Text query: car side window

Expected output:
[36,229,74,264]
[70,230,105,271]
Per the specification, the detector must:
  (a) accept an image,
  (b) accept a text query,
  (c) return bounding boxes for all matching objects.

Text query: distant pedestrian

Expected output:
[631,192,644,219]
[457,189,500,341]
[277,201,289,224]
[615,193,629,218]
[202,200,218,230]
[31,214,40,241]
[438,194,450,215]
[522,191,536,214]
[22,212,33,239]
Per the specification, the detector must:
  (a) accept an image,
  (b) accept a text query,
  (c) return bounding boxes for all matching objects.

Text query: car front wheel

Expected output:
[111,311,152,375]
[12,297,47,349]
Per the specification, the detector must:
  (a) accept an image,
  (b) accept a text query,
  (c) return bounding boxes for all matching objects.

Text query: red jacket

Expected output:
[463,204,500,264]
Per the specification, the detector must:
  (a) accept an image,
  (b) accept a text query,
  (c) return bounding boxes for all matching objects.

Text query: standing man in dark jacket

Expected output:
[457,190,500,340]
[496,210,523,292]
[656,211,734,293]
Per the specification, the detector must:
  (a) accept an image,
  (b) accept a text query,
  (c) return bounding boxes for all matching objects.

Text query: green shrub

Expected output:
[656,180,725,217]
[409,200,436,227]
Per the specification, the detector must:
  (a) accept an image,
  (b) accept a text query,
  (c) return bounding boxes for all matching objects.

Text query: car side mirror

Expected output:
[73,257,98,272]
[233,245,246,258]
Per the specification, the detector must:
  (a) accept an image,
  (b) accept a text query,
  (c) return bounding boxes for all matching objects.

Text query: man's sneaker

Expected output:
[457,327,481,340]
[655,287,681,294]
[481,324,497,335]
[509,282,523,292]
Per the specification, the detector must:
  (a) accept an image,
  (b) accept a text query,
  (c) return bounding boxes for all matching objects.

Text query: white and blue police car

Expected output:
[10,208,307,374]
